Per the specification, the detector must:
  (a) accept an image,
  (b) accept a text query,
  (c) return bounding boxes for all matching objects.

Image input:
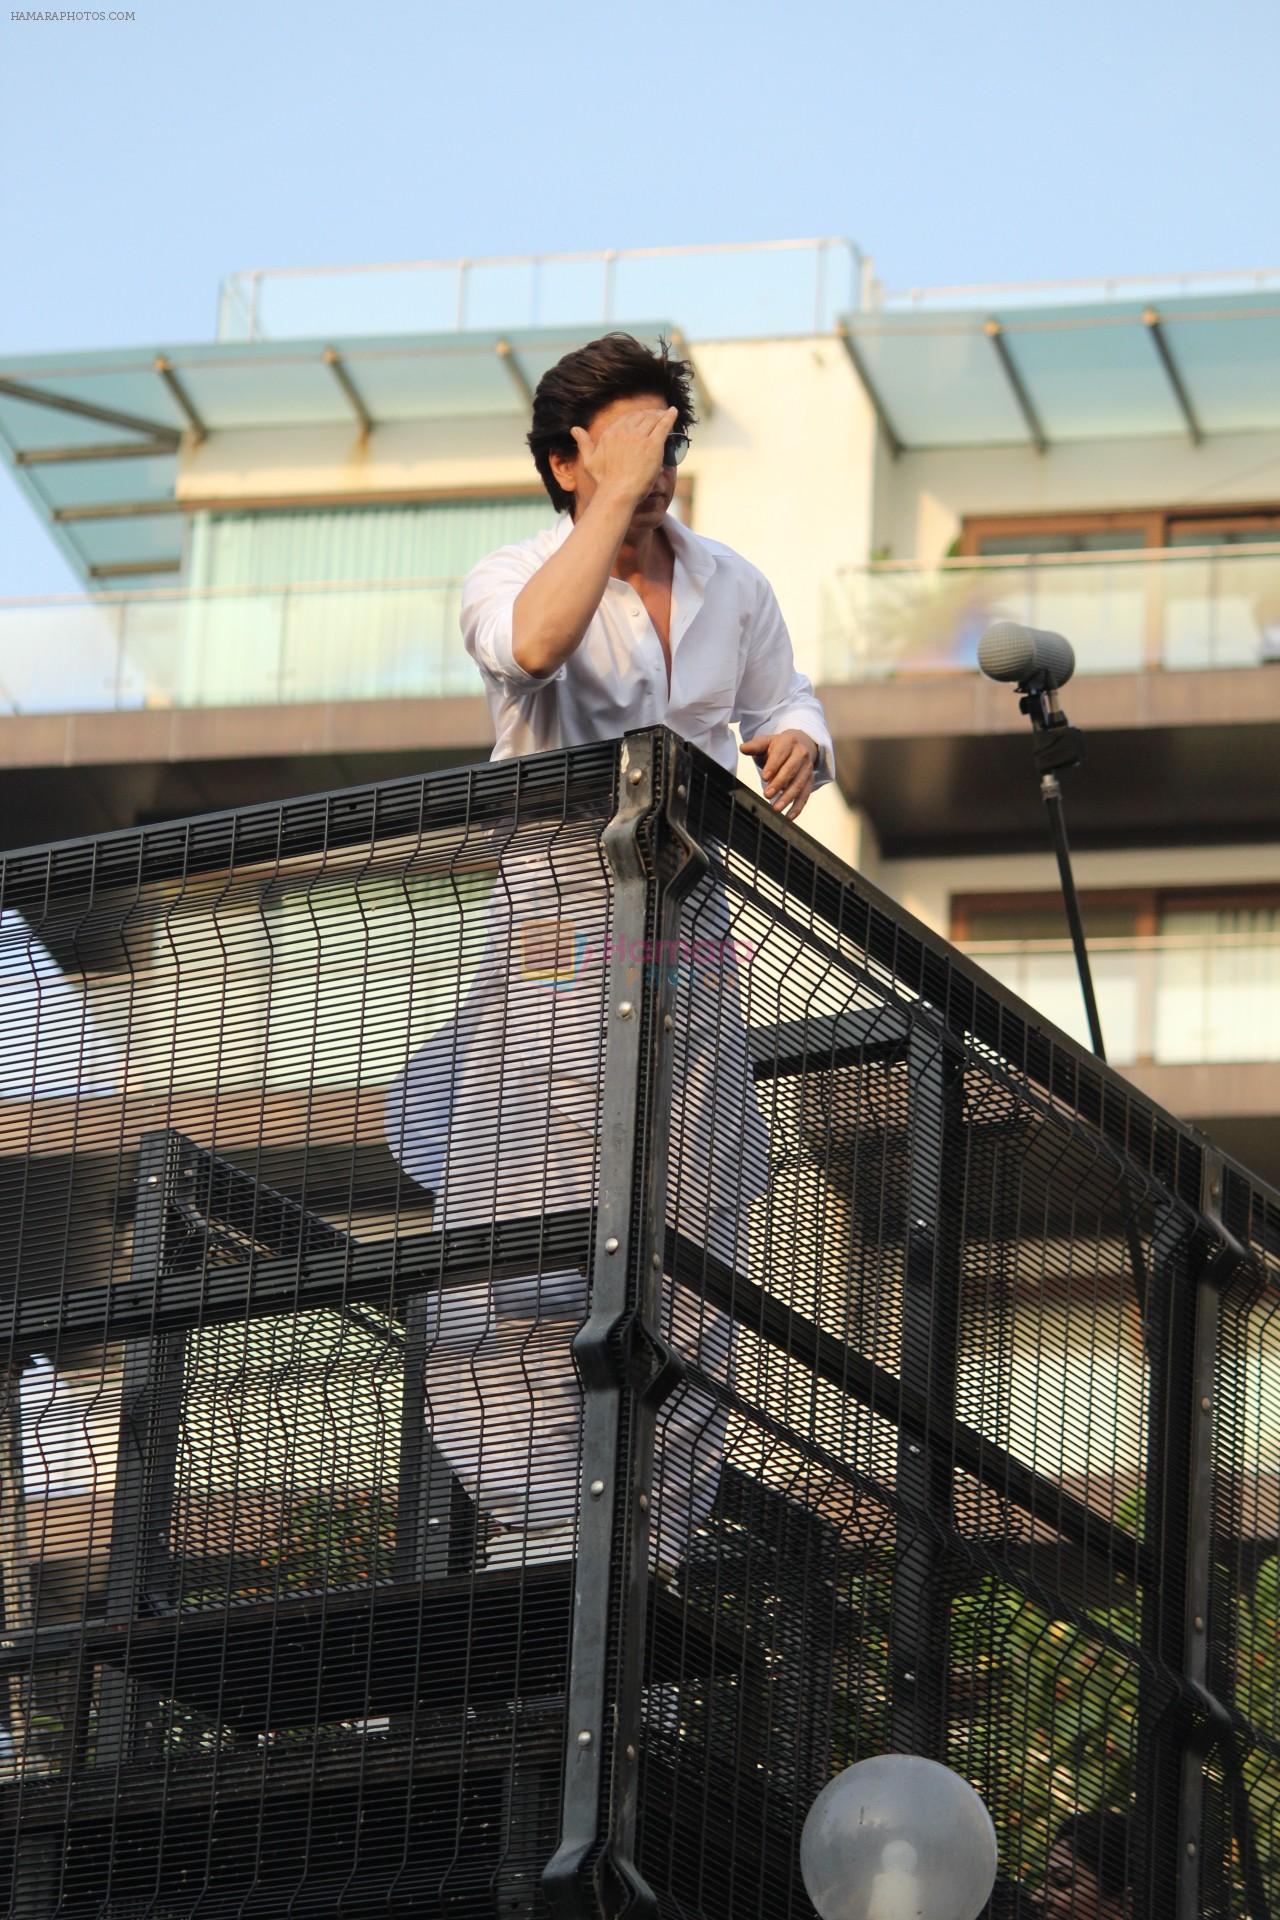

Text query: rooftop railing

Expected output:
[877,263,1280,311]
[822,542,1280,681]
[217,237,866,343]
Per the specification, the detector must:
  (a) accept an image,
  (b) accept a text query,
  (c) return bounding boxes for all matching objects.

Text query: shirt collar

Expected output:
[550,507,717,586]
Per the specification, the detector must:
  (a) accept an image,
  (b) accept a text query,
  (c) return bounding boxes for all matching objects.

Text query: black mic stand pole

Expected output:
[1018,670,1150,1329]
[1016,672,1107,1061]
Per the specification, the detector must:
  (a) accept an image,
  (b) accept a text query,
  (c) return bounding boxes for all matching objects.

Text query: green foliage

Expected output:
[947,1570,1139,1887]
[1233,1552,1280,1904]
[824,1476,1279,1911]
[181,1487,397,1610]
[263,1489,396,1593]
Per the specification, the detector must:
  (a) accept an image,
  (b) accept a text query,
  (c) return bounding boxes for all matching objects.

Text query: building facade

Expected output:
[1,237,1277,1178]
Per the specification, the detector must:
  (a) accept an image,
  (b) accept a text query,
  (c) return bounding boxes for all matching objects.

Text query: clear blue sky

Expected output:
[2,0,1277,595]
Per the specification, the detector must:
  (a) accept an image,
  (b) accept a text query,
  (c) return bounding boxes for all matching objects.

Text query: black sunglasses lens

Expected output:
[664,434,689,466]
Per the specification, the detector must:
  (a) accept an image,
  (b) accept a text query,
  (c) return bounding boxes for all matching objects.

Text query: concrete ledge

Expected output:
[0,695,494,769]
[1123,1058,1280,1124]
[818,665,1280,742]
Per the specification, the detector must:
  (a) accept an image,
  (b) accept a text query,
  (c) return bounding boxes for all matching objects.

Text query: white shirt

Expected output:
[460,512,835,785]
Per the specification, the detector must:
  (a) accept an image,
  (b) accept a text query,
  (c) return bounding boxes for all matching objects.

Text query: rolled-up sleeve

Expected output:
[461,544,568,690]
[733,570,835,788]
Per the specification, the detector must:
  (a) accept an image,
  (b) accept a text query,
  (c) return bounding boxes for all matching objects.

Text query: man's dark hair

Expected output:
[527,332,697,515]
[984,1878,1041,1918]
[1053,1810,1132,1898]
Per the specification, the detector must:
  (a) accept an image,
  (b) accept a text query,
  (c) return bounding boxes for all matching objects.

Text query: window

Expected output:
[974,528,1152,558]
[1167,513,1280,548]
[951,889,1280,1066]
[959,508,1280,558]
[959,513,1162,558]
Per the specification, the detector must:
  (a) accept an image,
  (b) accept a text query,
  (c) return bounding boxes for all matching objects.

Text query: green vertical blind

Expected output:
[187,498,557,589]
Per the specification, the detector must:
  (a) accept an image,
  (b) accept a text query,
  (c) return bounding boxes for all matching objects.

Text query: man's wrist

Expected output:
[592,479,647,517]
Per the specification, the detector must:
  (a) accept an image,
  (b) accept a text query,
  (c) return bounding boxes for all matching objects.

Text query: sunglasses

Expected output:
[664,432,691,467]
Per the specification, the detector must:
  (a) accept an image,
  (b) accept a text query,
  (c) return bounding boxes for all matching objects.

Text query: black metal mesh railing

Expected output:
[0,725,1275,1919]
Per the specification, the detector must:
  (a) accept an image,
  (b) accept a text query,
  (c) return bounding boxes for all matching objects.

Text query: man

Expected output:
[462,330,834,815]
[386,334,834,1571]
[1042,1812,1132,1919]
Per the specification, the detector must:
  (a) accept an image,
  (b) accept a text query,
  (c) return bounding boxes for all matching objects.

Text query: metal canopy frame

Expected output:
[0,374,179,447]
[322,345,374,439]
[89,556,181,581]
[496,336,534,408]
[153,355,208,444]
[14,438,176,467]
[984,317,1049,453]
[1143,306,1205,446]
[837,319,903,459]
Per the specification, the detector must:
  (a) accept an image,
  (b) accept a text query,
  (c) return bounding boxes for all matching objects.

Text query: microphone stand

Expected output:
[1016,673,1107,1060]
[1017,673,1150,1317]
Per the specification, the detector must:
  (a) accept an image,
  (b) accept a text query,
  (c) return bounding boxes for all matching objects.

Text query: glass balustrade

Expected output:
[961,932,1280,1065]
[0,580,473,716]
[822,543,1280,680]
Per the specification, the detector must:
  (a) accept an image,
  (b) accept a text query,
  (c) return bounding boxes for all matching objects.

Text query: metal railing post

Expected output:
[1135,1195,1205,1920]
[889,1009,964,1759]
[1182,1156,1273,1919]
[544,728,705,1920]
[1175,1150,1226,1919]
[98,1131,187,1770]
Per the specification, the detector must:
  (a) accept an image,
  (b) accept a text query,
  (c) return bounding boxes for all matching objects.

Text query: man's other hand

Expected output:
[740,729,820,820]
[570,405,677,508]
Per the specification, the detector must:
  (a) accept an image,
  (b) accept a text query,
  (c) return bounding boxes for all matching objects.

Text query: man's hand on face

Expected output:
[570,405,677,510]
[740,729,820,820]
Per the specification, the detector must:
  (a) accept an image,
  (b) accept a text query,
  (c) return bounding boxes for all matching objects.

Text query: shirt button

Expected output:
[629,604,641,619]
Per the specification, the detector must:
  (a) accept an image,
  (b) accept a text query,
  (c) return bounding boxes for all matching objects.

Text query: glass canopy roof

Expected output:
[839,290,1280,452]
[0,323,680,585]
[6,288,1278,586]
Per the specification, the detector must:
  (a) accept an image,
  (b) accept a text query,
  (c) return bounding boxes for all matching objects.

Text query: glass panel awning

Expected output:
[839,290,1280,452]
[0,323,682,585]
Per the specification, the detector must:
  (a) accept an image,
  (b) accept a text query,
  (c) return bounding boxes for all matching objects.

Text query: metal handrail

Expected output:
[839,540,1280,577]
[0,573,466,611]
[879,263,1280,309]
[217,236,866,341]
[961,932,1280,956]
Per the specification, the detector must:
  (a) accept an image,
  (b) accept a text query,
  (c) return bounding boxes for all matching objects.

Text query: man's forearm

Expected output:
[511,486,637,677]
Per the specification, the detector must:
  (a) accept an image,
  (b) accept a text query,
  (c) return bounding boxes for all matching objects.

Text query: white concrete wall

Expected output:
[872,430,1280,565]
[690,339,875,858]
[687,337,875,682]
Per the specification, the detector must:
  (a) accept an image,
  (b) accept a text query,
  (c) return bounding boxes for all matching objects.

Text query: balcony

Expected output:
[0,578,478,716]
[822,542,1280,681]
[0,579,497,846]
[960,930,1280,1181]
[961,930,1280,1067]
[816,544,1280,853]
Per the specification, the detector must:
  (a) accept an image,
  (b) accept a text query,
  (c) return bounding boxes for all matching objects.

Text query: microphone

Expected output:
[978,622,1076,692]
